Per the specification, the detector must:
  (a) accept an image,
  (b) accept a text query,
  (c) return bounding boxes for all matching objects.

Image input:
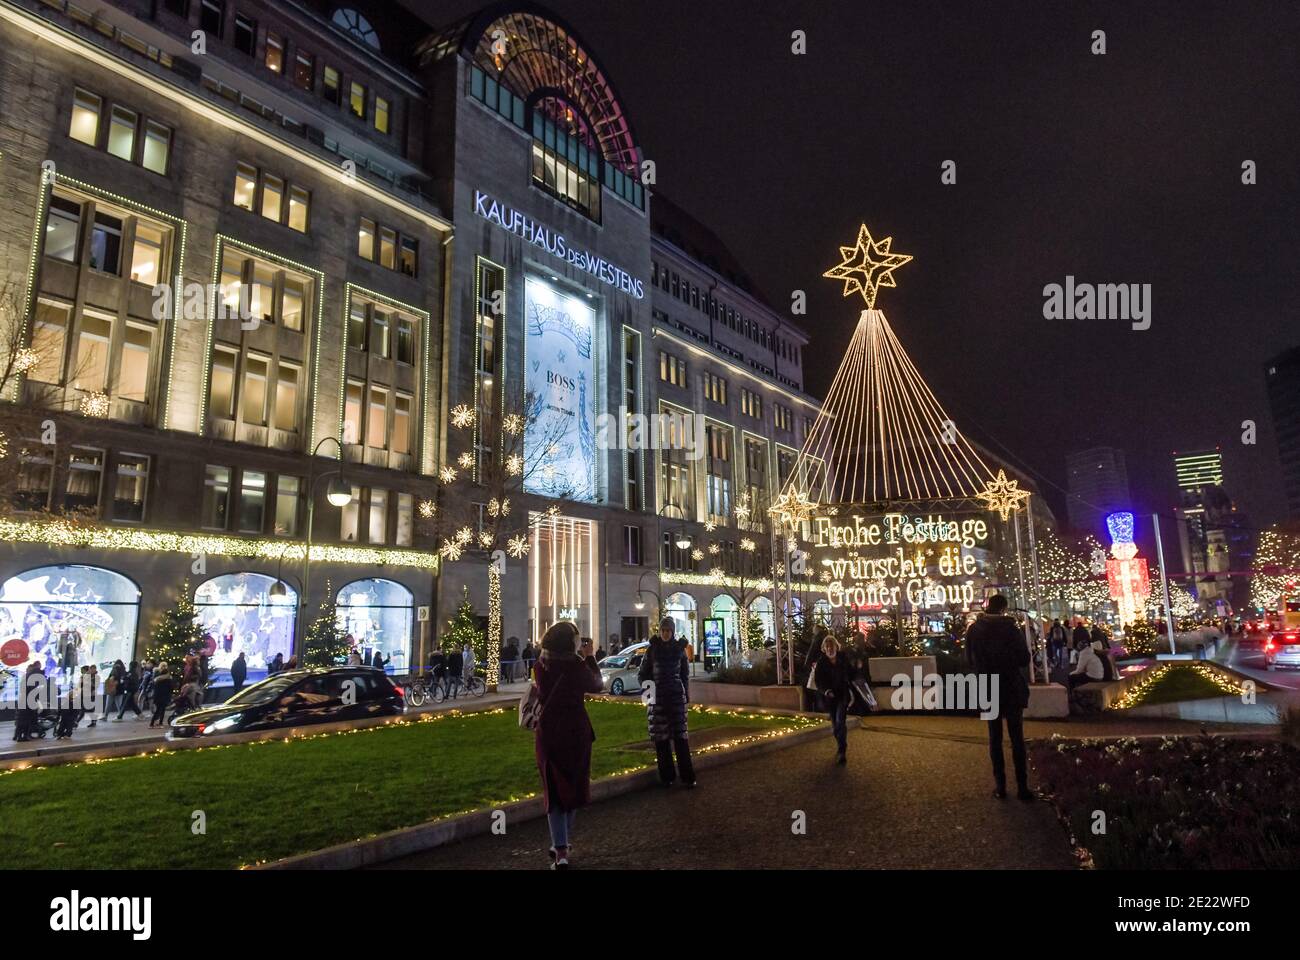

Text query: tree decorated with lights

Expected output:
[442,585,486,658]
[145,581,207,669]
[302,581,351,668]
[1251,525,1300,612]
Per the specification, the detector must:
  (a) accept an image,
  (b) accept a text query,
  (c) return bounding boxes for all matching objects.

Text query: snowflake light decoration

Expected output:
[80,391,111,418]
[418,499,437,519]
[457,452,475,470]
[439,466,458,484]
[450,405,475,429]
[507,535,530,558]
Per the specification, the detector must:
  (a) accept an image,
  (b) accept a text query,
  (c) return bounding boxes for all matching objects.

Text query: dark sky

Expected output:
[410,0,1299,536]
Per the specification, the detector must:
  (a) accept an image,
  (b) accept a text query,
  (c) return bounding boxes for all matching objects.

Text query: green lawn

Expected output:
[1123,665,1236,707]
[0,701,811,870]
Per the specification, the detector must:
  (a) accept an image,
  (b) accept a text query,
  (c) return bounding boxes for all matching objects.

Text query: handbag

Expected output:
[805,658,820,691]
[518,667,567,731]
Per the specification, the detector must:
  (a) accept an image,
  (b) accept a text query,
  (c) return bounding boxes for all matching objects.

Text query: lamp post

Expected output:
[295,436,352,663]
[634,569,662,643]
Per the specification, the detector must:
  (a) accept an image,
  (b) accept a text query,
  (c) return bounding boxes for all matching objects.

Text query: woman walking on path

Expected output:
[813,635,854,764]
[638,617,696,788]
[532,622,604,870]
[148,664,174,728]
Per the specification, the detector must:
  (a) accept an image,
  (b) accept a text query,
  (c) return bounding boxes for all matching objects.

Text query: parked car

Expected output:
[1265,629,1300,671]
[599,642,648,695]
[167,667,405,739]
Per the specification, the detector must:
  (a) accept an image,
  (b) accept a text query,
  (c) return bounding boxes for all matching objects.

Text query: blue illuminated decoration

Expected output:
[1105,512,1136,545]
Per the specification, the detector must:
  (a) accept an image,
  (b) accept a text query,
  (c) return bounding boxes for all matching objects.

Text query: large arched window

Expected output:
[663,592,696,648]
[194,573,296,683]
[336,579,412,673]
[332,8,380,50]
[749,596,775,645]
[709,594,739,665]
[0,565,139,697]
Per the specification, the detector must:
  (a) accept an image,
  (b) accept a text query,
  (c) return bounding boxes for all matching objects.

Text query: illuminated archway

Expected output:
[336,579,413,673]
[193,572,296,682]
[663,591,696,648]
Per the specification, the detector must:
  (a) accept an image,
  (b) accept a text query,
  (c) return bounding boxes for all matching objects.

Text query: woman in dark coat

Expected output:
[533,621,604,870]
[814,635,855,764]
[638,616,696,787]
[148,665,174,728]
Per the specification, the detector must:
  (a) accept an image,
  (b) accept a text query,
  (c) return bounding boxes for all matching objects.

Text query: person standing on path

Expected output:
[965,594,1033,802]
[446,646,464,699]
[532,622,604,870]
[813,635,854,764]
[149,664,174,728]
[638,616,696,787]
[115,661,143,720]
[230,651,247,692]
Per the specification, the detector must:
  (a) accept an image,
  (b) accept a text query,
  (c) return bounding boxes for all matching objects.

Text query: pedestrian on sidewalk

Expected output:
[84,664,100,727]
[532,621,604,870]
[149,664,174,728]
[116,661,143,720]
[1047,619,1066,668]
[102,660,125,723]
[446,646,464,699]
[462,642,476,685]
[521,639,537,678]
[638,616,696,788]
[231,651,247,692]
[12,660,44,741]
[813,635,854,764]
[965,594,1033,802]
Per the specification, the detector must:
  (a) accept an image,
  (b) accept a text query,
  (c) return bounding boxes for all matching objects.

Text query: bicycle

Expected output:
[437,672,486,701]
[405,675,435,707]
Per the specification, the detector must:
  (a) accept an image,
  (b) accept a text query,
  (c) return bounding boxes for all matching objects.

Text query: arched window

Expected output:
[336,579,412,673]
[708,594,739,665]
[0,565,140,697]
[194,573,296,683]
[663,592,696,647]
[332,8,380,50]
[749,596,775,644]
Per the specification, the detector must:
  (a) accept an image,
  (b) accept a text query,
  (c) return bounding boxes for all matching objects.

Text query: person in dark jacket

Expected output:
[638,617,696,787]
[370,649,389,672]
[1089,623,1110,651]
[966,595,1033,801]
[230,652,247,692]
[813,635,855,764]
[148,665,174,728]
[13,660,45,741]
[1071,619,1091,657]
[445,648,464,698]
[269,652,284,675]
[532,621,604,870]
[116,660,143,720]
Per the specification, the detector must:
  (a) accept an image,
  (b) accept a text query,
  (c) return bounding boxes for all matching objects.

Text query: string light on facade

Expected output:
[79,391,111,418]
[977,469,1032,521]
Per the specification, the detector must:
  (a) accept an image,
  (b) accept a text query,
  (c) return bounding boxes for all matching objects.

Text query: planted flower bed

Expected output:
[1031,735,1300,869]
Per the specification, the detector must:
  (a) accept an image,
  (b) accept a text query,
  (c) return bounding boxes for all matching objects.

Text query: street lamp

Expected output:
[294,436,349,663]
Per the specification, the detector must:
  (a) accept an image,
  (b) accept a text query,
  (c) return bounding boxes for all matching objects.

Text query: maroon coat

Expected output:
[533,653,604,813]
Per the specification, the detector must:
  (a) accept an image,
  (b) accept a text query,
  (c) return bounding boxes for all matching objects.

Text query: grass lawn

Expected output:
[1116,664,1239,708]
[0,701,812,870]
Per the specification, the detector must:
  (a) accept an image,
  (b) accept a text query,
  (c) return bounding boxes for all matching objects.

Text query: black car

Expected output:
[166,667,405,739]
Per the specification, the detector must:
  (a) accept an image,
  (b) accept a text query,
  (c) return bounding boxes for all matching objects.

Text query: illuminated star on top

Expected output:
[976,469,1031,521]
[823,224,913,309]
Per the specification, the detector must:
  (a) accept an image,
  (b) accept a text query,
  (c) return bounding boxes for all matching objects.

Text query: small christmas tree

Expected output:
[743,612,767,651]
[145,581,207,670]
[442,585,485,657]
[303,581,351,668]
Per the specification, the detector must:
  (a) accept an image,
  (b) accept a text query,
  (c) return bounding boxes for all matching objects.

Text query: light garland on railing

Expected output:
[0,518,440,570]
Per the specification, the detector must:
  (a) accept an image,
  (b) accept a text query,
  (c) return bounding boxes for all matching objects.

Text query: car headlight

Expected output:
[205,713,243,734]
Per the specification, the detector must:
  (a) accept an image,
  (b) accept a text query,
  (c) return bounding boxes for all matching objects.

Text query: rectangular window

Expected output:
[293,49,314,91]
[281,276,306,332]
[374,96,390,133]
[113,453,149,522]
[368,489,387,544]
[260,174,283,222]
[358,217,375,259]
[250,262,275,325]
[372,311,391,359]
[238,469,266,533]
[399,237,417,277]
[74,313,112,394]
[347,304,367,350]
[142,120,171,175]
[366,386,387,449]
[349,81,367,119]
[287,185,309,232]
[274,361,299,432]
[119,323,152,402]
[392,393,411,455]
[29,301,69,385]
[378,227,396,269]
[199,0,223,35]
[233,162,257,210]
[265,32,284,73]
[396,493,413,546]
[107,105,137,161]
[89,213,123,275]
[16,445,54,512]
[45,196,82,262]
[623,524,642,565]
[210,346,237,418]
[233,14,256,55]
[69,89,101,145]
[343,380,364,445]
[323,65,341,106]
[202,464,232,529]
[129,222,165,284]
[241,354,268,425]
[396,317,415,364]
[65,447,105,513]
[340,486,361,541]
[274,475,300,536]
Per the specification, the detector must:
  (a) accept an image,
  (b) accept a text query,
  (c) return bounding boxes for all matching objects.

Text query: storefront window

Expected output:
[529,513,599,643]
[193,573,296,684]
[335,579,412,673]
[0,565,140,700]
[664,592,696,650]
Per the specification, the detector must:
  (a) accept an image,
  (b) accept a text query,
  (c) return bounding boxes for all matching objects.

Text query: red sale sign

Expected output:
[0,638,30,667]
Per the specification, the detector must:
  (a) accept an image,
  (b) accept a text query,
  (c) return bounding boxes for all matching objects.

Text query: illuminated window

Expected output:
[274,360,299,432]
[203,464,232,529]
[241,354,269,425]
[323,65,341,106]
[287,186,309,232]
[378,226,396,269]
[118,323,152,403]
[69,88,101,145]
[658,351,687,388]
[374,96,390,133]
[45,196,82,262]
[293,49,315,90]
[349,81,366,119]
[265,32,284,73]
[260,174,283,223]
[74,312,112,394]
[113,453,149,523]
[343,380,364,445]
[233,162,257,210]
[129,222,165,284]
[16,444,55,511]
[28,300,70,385]
[250,262,274,325]
[107,106,137,161]
[239,470,267,533]
[395,317,415,364]
[340,485,361,540]
[282,276,305,331]
[142,120,171,175]
[347,304,367,350]
[372,310,390,359]
[358,218,375,259]
[274,475,300,536]
[368,488,388,544]
[392,393,412,455]
[395,495,413,547]
[210,346,237,418]
[366,385,388,449]
[66,447,105,513]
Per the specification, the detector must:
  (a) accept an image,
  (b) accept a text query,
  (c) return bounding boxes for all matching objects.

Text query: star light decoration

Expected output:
[822,224,913,309]
[450,405,475,429]
[976,469,1031,521]
[768,488,818,531]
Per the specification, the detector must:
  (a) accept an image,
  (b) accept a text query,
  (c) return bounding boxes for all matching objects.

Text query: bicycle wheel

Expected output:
[408,685,426,708]
[469,677,486,698]
[431,680,448,703]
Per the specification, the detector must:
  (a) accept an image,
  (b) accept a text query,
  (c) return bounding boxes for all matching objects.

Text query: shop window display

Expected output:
[335,579,412,673]
[193,573,296,684]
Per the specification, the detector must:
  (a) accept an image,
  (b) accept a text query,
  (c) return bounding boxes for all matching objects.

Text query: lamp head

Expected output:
[269,580,288,598]
[674,533,691,551]
[326,475,353,508]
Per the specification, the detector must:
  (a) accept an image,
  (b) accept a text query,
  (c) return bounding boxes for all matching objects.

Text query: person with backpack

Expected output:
[530,622,603,869]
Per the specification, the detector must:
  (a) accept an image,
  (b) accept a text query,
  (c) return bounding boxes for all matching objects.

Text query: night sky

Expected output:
[411,0,1300,538]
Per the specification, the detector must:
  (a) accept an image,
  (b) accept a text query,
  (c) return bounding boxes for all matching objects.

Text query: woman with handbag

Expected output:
[530,622,603,870]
